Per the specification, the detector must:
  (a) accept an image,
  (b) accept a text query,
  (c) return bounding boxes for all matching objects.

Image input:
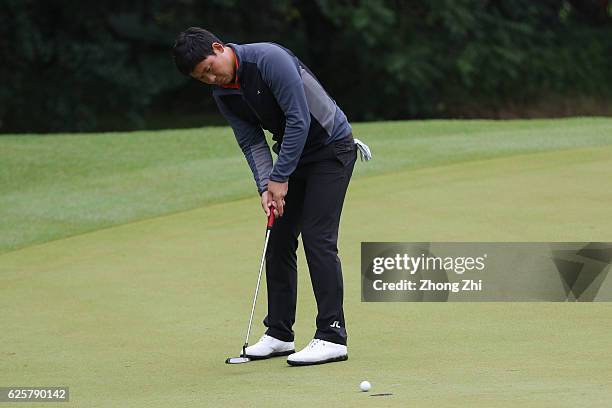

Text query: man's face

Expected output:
[190,42,235,85]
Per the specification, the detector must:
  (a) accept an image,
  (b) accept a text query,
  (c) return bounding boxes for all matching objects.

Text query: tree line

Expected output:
[1,0,610,133]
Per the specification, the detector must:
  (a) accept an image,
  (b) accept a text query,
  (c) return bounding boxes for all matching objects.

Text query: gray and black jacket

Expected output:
[213,42,352,194]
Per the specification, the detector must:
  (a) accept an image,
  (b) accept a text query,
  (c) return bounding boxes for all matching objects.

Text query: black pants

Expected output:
[263,136,357,346]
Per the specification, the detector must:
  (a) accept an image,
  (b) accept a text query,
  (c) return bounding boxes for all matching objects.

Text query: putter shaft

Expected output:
[241,215,274,355]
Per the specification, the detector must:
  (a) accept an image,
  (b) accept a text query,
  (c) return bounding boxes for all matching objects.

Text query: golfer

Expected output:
[173,27,370,366]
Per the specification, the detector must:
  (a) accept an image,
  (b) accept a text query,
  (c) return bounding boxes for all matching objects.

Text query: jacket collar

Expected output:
[226,43,244,84]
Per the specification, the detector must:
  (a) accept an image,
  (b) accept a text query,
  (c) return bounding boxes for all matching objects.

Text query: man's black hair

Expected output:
[173,27,223,76]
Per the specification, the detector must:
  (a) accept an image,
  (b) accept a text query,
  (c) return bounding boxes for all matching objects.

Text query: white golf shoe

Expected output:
[242,334,295,360]
[287,339,348,366]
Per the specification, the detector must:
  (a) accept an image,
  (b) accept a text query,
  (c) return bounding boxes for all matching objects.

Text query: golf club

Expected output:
[225,209,276,364]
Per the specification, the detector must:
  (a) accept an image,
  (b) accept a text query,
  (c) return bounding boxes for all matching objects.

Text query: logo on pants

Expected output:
[330,321,341,328]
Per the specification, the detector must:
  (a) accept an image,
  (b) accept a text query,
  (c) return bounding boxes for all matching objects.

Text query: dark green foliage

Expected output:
[0,0,610,132]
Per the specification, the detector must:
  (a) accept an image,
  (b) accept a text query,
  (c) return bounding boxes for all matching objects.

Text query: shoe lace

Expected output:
[308,339,323,348]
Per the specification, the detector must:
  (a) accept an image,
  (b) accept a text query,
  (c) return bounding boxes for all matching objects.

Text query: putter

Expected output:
[225,209,276,364]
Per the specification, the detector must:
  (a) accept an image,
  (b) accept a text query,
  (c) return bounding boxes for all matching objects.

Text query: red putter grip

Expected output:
[267,210,276,229]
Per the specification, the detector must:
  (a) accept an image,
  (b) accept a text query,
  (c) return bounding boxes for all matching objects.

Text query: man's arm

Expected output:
[259,46,311,183]
[214,94,273,195]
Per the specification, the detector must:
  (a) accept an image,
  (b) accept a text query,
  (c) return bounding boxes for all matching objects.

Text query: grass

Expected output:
[1,117,611,253]
[1,118,612,407]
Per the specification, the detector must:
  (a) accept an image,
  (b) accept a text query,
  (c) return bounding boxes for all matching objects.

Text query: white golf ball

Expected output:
[359,380,371,392]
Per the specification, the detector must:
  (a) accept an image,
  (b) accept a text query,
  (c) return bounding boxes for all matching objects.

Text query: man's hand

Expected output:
[260,191,276,217]
[267,181,288,217]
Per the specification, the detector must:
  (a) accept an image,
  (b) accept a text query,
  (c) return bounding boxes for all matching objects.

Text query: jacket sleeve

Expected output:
[214,94,273,195]
[259,46,311,183]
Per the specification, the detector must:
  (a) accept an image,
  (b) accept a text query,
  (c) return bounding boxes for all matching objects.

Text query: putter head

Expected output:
[225,356,251,364]
[225,345,251,364]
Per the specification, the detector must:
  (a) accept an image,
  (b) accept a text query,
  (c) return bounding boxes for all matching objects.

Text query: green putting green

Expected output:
[1,119,612,406]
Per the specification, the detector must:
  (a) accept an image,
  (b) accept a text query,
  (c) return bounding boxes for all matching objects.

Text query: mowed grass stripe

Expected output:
[1,118,611,253]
